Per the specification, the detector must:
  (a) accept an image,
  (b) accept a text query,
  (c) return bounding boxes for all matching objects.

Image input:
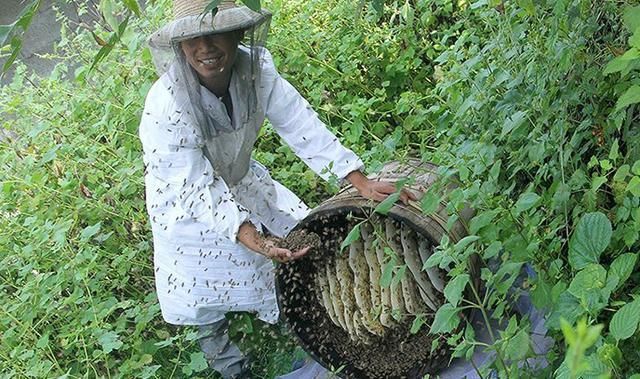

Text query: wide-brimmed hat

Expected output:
[150,0,271,49]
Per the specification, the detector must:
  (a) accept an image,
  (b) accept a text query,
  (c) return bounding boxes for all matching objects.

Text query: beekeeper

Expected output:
[139,0,414,377]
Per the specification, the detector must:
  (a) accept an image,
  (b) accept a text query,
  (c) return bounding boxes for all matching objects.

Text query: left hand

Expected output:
[346,170,417,205]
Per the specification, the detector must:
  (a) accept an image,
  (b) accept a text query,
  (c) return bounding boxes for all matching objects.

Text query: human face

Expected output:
[180,31,241,85]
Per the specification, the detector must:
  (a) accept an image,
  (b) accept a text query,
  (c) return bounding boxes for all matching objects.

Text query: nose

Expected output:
[193,36,212,51]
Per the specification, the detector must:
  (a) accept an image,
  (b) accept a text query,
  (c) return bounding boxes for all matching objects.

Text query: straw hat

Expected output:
[150,0,271,47]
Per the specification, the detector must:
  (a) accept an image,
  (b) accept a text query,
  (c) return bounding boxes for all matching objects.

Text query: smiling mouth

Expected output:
[198,56,223,67]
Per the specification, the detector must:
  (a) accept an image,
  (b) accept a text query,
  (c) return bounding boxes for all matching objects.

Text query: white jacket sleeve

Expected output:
[139,84,250,243]
[261,50,365,181]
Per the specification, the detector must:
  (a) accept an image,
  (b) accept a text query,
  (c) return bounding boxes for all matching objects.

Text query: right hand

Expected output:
[261,239,310,263]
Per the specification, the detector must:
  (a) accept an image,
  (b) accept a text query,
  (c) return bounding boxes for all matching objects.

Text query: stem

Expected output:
[469,280,510,375]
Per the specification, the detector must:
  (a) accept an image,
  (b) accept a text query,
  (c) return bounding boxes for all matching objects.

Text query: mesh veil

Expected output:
[148,6,272,139]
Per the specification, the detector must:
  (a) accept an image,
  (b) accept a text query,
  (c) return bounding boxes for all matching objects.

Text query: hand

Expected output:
[260,239,311,263]
[346,170,418,205]
[237,223,310,263]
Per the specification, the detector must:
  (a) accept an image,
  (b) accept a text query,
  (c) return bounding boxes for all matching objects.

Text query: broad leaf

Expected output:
[430,304,460,334]
[420,191,440,215]
[514,192,540,214]
[98,331,123,353]
[623,5,640,32]
[339,222,361,252]
[627,176,640,197]
[568,212,612,270]
[609,253,638,291]
[380,260,394,288]
[603,56,630,75]
[501,111,527,137]
[410,314,426,334]
[374,192,400,215]
[80,222,102,241]
[444,274,469,307]
[241,0,261,11]
[469,210,498,234]
[610,299,640,341]
[568,264,606,296]
[615,85,640,112]
[505,329,530,361]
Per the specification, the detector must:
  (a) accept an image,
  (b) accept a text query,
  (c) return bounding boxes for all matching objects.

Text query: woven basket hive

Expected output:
[276,160,479,379]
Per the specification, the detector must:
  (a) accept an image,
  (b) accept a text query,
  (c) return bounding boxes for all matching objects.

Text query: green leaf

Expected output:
[430,304,460,334]
[80,222,102,241]
[380,260,394,288]
[632,160,640,175]
[630,27,640,49]
[444,274,469,307]
[568,264,607,299]
[372,0,384,15]
[188,352,208,373]
[591,176,607,192]
[516,0,535,16]
[374,192,400,215]
[603,56,630,75]
[454,235,479,251]
[241,0,261,11]
[0,24,14,47]
[613,165,630,182]
[610,299,640,341]
[627,176,640,197]
[122,0,141,16]
[501,111,527,138]
[424,250,443,268]
[623,5,640,32]
[420,191,440,215]
[505,328,530,361]
[410,314,426,334]
[90,15,130,71]
[98,331,123,353]
[609,139,620,161]
[615,85,640,112]
[0,0,38,47]
[339,222,361,252]
[514,192,541,214]
[609,253,638,291]
[469,210,498,234]
[568,212,612,270]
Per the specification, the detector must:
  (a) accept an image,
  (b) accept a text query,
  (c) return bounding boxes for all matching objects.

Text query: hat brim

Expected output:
[149,7,271,49]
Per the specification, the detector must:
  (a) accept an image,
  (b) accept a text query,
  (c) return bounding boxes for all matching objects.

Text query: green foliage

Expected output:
[1,0,639,377]
[0,0,40,75]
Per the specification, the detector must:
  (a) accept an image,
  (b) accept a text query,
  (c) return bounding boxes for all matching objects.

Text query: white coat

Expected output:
[139,49,363,325]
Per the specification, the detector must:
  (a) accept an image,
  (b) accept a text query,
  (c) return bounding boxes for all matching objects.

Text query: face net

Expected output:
[148,8,272,139]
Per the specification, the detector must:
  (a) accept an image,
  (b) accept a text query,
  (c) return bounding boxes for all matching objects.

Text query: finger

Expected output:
[375,182,397,194]
[270,247,293,260]
[404,189,418,201]
[291,246,311,260]
[399,191,410,205]
[369,191,388,202]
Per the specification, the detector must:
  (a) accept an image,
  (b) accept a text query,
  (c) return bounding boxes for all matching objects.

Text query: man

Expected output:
[140,0,414,377]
